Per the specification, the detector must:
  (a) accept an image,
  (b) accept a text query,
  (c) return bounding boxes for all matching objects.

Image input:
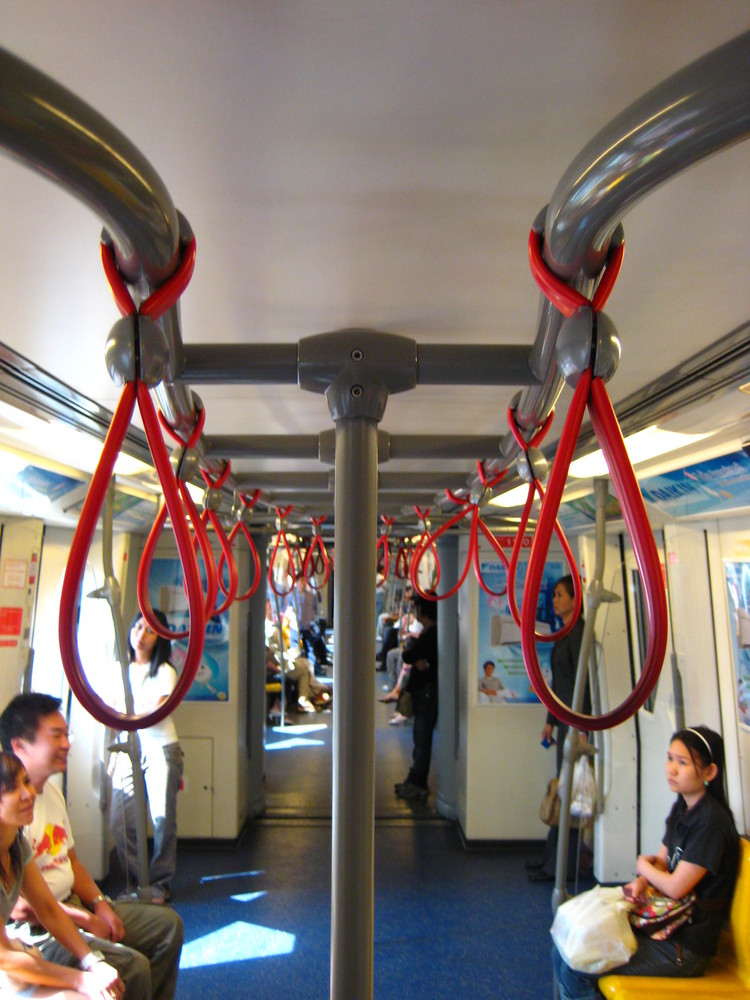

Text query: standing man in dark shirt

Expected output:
[395,592,438,800]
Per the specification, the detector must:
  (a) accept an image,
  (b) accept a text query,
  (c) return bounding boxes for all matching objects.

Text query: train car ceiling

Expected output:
[0,6,748,537]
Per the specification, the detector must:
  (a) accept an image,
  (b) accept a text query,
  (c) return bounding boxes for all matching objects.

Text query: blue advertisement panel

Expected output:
[724,560,750,731]
[639,451,750,519]
[476,557,563,704]
[149,557,230,702]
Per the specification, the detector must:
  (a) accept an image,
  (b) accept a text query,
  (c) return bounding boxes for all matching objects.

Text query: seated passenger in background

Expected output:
[0,693,183,1000]
[552,726,739,998]
[267,648,330,714]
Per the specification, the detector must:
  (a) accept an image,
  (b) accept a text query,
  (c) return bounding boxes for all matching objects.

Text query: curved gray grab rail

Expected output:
[0,47,179,285]
[474,29,750,492]
[0,46,224,475]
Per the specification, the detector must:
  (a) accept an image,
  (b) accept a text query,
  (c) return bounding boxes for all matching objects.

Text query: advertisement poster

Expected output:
[640,451,750,519]
[724,560,750,730]
[149,557,230,702]
[476,558,563,704]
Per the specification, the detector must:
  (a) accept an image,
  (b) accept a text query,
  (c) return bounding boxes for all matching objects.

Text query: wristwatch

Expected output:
[80,949,106,971]
[89,893,112,908]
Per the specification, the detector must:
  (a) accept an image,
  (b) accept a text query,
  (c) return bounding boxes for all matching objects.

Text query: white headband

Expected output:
[684,728,713,762]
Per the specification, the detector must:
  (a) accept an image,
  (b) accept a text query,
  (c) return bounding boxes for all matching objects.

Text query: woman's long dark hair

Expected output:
[672,725,732,815]
[0,752,28,881]
[127,609,173,679]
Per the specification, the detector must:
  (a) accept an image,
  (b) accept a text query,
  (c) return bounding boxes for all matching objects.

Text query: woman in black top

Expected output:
[553,725,740,998]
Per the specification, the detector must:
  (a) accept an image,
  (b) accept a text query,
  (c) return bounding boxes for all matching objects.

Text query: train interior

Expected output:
[0,4,749,998]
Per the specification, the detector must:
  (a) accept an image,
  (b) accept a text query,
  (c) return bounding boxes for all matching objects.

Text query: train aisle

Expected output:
[104,673,578,999]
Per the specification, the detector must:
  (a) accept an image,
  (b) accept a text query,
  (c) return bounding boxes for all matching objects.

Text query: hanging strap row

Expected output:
[59,234,205,731]
[520,226,667,732]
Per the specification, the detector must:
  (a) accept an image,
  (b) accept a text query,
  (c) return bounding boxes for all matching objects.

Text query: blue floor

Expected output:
[104,672,593,998]
[165,821,573,1000]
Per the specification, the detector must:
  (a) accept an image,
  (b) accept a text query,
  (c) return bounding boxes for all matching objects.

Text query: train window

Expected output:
[631,568,658,713]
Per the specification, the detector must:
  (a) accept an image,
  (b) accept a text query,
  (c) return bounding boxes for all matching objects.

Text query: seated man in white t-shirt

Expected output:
[0,693,183,1000]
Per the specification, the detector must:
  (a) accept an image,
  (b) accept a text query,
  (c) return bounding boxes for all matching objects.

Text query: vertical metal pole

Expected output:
[322,354,388,1000]
[96,480,151,895]
[436,533,459,821]
[330,415,378,1000]
[246,531,268,817]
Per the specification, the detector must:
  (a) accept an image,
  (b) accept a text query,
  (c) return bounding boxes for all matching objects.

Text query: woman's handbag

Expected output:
[540,777,560,827]
[550,885,637,974]
[396,689,413,719]
[628,887,696,940]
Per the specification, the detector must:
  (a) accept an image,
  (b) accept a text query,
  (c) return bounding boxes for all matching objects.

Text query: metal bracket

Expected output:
[299,328,417,422]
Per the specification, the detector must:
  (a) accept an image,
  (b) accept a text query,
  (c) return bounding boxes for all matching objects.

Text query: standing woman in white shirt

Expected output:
[110,610,183,904]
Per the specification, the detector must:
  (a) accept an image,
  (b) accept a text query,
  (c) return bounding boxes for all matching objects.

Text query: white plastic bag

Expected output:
[550,885,637,974]
[570,755,596,819]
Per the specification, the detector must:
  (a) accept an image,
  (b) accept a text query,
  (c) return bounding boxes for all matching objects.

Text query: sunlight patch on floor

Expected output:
[180,921,295,967]
[230,890,267,903]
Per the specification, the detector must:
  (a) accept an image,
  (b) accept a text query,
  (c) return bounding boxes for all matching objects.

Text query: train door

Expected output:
[30,524,122,878]
[704,516,750,831]
[621,522,731,851]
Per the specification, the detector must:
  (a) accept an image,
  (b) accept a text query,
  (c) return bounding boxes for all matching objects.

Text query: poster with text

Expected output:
[149,557,230,702]
[724,560,750,730]
[476,558,563,704]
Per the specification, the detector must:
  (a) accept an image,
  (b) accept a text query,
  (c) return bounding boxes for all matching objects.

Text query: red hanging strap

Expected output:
[304,516,330,590]
[376,516,394,585]
[101,235,197,320]
[410,483,510,601]
[268,506,296,597]
[505,406,582,640]
[138,408,217,637]
[60,382,206,731]
[60,236,204,731]
[527,228,623,319]
[200,463,238,615]
[394,541,411,581]
[220,490,262,602]
[411,507,441,592]
[520,229,667,731]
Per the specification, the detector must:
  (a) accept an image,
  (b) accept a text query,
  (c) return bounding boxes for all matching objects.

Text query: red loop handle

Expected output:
[412,494,509,600]
[195,462,237,613]
[220,521,262,602]
[202,506,238,615]
[376,516,394,585]
[527,229,624,319]
[376,534,390,585]
[201,462,231,492]
[411,505,472,599]
[505,477,582,640]
[138,481,218,639]
[217,491,262,603]
[507,406,555,453]
[269,508,296,597]
[520,370,668,731]
[60,380,206,730]
[472,513,510,598]
[504,404,582,639]
[394,542,411,581]
[413,507,441,592]
[158,406,206,450]
[304,518,330,590]
[101,236,197,321]
[477,461,508,492]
